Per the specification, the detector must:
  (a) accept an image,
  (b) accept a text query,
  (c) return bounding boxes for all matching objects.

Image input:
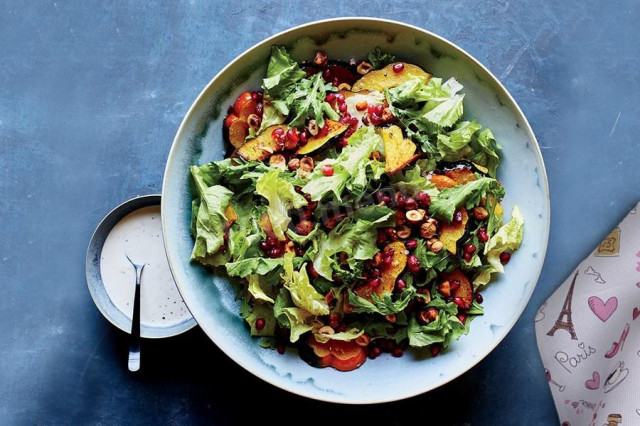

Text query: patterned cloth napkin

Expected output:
[535,202,639,426]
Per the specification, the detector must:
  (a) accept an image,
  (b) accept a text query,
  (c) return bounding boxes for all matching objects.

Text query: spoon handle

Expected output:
[128,265,143,372]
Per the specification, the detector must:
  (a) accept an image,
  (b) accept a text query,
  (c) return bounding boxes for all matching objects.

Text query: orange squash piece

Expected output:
[352,63,432,92]
[429,174,457,190]
[442,269,473,309]
[308,335,367,372]
[439,207,468,254]
[378,125,417,174]
[235,124,287,161]
[296,119,348,155]
[355,241,407,299]
[444,168,476,185]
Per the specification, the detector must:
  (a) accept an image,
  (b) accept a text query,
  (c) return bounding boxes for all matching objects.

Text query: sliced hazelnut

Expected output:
[299,157,315,172]
[295,219,314,236]
[338,82,351,91]
[418,307,439,324]
[284,241,296,254]
[287,157,301,170]
[430,240,444,253]
[268,154,286,168]
[381,108,394,122]
[318,325,334,335]
[355,333,371,347]
[417,288,431,304]
[396,226,412,239]
[406,209,426,224]
[384,314,397,324]
[420,220,437,239]
[472,206,489,220]
[247,113,261,129]
[370,151,381,161]
[438,280,451,298]
[313,51,328,67]
[356,61,373,75]
[306,119,319,136]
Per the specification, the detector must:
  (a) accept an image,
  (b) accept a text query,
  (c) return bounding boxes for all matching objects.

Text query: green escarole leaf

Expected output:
[256,169,307,241]
[429,177,504,222]
[282,253,329,316]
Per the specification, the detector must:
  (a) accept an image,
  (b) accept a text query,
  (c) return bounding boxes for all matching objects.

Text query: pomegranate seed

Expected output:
[407,254,419,267]
[335,93,345,103]
[475,292,484,304]
[457,314,467,324]
[405,239,418,250]
[384,340,395,351]
[369,277,382,288]
[369,346,381,359]
[339,102,347,112]
[277,344,285,354]
[478,227,489,243]
[369,113,382,125]
[295,246,305,256]
[259,241,269,252]
[268,247,282,258]
[325,93,336,103]
[382,255,393,269]
[453,210,463,223]
[329,314,340,329]
[430,345,440,357]
[464,253,472,262]
[464,244,476,254]
[255,102,263,116]
[453,297,465,308]
[321,164,334,176]
[286,128,299,143]
[308,264,319,279]
[396,193,406,208]
[266,236,278,247]
[396,279,406,291]
[271,127,285,140]
[393,63,405,73]
[370,268,381,277]
[417,192,431,207]
[255,318,266,331]
[300,131,308,144]
[450,280,460,291]
[500,252,511,264]
[395,210,406,226]
[392,347,404,357]
[374,105,384,115]
[251,91,262,101]
[339,136,349,147]
[404,197,418,211]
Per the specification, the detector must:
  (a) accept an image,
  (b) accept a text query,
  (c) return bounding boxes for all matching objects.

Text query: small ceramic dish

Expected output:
[161,18,550,403]
[86,194,196,338]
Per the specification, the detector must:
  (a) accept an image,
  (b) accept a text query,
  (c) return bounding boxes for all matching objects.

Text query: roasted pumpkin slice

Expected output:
[305,335,367,372]
[235,124,287,161]
[442,269,473,309]
[378,125,417,174]
[352,62,431,92]
[355,241,407,299]
[429,174,457,190]
[440,207,468,254]
[296,120,348,155]
[258,211,276,239]
[223,204,237,230]
[444,168,476,185]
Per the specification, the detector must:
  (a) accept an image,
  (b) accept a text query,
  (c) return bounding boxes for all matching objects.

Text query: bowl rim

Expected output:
[161,17,550,404]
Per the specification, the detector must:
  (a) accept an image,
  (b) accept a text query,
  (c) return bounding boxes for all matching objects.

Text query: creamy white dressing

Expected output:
[100,206,190,327]
[344,90,386,126]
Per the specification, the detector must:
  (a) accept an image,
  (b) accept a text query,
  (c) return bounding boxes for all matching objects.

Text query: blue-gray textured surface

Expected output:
[1,1,639,425]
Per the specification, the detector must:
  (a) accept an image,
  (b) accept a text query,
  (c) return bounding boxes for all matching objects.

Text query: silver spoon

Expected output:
[125,254,145,372]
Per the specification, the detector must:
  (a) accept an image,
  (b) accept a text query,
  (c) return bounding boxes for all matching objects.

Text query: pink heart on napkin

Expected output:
[588,296,618,322]
[585,371,600,390]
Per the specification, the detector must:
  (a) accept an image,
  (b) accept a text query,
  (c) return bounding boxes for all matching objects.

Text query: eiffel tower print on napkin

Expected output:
[534,202,640,426]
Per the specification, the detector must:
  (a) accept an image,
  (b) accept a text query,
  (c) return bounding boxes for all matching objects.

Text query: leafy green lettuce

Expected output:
[407,298,470,349]
[429,177,505,222]
[470,128,502,178]
[347,286,416,315]
[256,169,307,240]
[368,46,396,69]
[473,206,524,288]
[302,126,384,201]
[273,287,314,343]
[282,253,329,316]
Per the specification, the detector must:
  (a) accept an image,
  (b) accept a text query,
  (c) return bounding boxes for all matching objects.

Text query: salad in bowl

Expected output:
[188,46,524,372]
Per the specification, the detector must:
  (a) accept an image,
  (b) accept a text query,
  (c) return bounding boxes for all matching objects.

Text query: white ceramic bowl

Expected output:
[161,18,549,404]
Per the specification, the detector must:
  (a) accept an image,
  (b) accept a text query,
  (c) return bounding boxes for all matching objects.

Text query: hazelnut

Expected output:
[268,154,286,168]
[370,151,381,161]
[247,113,261,129]
[356,61,373,75]
[396,226,412,239]
[473,206,489,220]
[381,108,394,122]
[355,333,371,347]
[418,307,439,324]
[406,209,426,224]
[287,157,301,170]
[299,157,315,172]
[313,51,328,67]
[338,82,351,91]
[420,219,437,239]
[318,325,334,335]
[417,288,431,304]
[306,120,319,136]
[295,220,314,236]
[430,240,444,253]
[284,241,296,254]
[356,100,368,111]
[384,314,397,324]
